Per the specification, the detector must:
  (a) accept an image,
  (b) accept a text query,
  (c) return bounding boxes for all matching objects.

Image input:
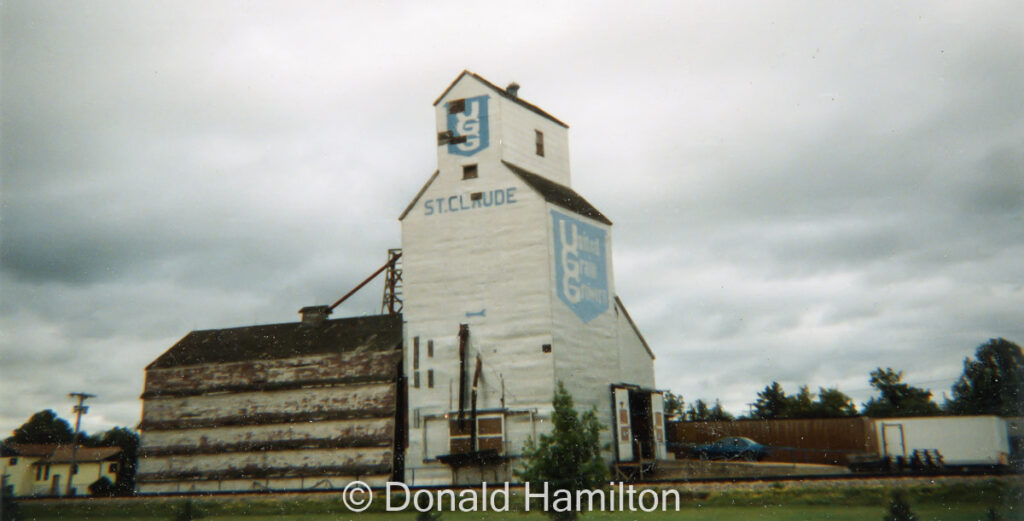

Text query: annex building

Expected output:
[137,71,666,493]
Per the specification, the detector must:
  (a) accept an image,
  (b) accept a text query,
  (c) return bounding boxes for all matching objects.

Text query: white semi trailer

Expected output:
[874,415,1010,467]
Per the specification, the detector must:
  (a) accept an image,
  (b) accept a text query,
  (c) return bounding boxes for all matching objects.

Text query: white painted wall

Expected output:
[616,301,656,387]
[874,416,1010,465]
[435,74,570,186]
[401,72,657,483]
[496,94,571,186]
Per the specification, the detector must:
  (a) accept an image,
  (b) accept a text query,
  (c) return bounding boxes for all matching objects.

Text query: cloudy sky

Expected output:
[2,1,1022,435]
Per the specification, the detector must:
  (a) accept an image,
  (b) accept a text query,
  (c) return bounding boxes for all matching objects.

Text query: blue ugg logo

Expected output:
[552,211,609,323]
[447,95,489,156]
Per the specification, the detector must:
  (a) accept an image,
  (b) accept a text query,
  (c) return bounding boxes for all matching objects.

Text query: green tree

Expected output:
[90,427,139,496]
[3,410,74,445]
[947,338,1024,417]
[813,387,858,418]
[684,399,734,422]
[883,490,917,521]
[517,382,607,521]
[788,386,816,418]
[862,368,941,417]
[754,383,858,419]
[663,392,685,420]
[753,382,789,419]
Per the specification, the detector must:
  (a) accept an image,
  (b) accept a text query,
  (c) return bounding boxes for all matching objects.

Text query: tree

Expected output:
[684,399,734,422]
[517,382,607,521]
[813,387,858,418]
[753,383,858,419]
[663,392,685,421]
[753,382,789,419]
[788,386,815,418]
[947,338,1024,417]
[862,368,941,417]
[883,490,917,521]
[4,410,74,445]
[90,427,140,496]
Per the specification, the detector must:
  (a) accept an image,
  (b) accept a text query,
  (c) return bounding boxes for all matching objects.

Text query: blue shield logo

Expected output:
[552,211,610,323]
[447,95,490,156]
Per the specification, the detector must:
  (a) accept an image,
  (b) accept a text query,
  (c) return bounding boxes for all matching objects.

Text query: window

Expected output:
[449,413,505,455]
[535,130,544,157]
[470,192,482,201]
[109,463,118,473]
[413,336,420,370]
[427,340,434,358]
[36,465,43,481]
[413,371,420,389]
[428,369,434,388]
[542,343,552,353]
[71,463,78,475]
[8,457,16,465]
[448,99,465,114]
[462,164,478,179]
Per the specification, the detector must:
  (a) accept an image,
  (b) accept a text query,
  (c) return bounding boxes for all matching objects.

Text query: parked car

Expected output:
[691,436,770,461]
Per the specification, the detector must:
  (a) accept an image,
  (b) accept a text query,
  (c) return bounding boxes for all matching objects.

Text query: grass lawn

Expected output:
[12,478,1022,521]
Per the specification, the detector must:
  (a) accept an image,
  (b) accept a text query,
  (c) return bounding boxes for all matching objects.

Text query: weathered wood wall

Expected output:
[137,323,402,493]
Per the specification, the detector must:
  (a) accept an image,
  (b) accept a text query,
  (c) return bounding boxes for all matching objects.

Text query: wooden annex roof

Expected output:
[148,314,403,369]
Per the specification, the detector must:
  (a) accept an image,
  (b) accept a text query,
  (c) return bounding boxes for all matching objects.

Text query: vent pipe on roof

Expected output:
[299,305,332,327]
[505,82,520,98]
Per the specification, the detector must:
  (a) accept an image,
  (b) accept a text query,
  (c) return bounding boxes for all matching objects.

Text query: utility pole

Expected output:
[66,392,96,497]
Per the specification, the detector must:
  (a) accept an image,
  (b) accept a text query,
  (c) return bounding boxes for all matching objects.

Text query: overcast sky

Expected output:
[2,1,1022,435]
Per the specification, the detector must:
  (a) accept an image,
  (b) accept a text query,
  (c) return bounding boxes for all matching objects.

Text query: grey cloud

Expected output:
[3,1,1023,432]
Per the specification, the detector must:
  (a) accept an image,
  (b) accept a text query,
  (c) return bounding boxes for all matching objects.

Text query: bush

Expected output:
[517,381,607,521]
[884,490,917,521]
[88,476,115,497]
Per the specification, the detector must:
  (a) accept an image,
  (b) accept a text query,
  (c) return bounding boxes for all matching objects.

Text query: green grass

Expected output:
[12,479,1023,520]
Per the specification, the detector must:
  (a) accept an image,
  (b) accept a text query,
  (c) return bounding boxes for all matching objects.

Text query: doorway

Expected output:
[628,391,654,460]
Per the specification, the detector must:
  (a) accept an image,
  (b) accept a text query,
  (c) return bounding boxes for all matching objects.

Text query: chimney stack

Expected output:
[298,305,332,327]
[505,82,520,98]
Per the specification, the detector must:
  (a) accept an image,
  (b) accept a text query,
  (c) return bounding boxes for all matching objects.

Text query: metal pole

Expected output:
[329,252,402,311]
[66,392,96,497]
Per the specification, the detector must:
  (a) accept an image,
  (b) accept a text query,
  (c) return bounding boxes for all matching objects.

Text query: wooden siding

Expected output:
[138,346,402,493]
[670,418,878,465]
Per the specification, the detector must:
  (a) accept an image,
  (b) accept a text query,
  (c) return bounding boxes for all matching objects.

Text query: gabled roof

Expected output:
[43,446,121,463]
[3,444,54,457]
[503,161,612,225]
[398,170,439,221]
[434,70,569,128]
[3,444,122,463]
[147,314,403,369]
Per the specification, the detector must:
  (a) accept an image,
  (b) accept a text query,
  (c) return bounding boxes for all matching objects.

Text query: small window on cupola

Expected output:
[463,164,478,179]
[535,130,545,157]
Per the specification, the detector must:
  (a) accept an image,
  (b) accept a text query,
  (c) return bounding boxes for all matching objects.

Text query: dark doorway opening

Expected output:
[629,390,654,460]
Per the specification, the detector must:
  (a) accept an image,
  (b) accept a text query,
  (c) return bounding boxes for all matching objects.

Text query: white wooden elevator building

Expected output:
[137,71,665,492]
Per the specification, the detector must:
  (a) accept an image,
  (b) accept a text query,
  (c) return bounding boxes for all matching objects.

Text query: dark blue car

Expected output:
[691,436,769,461]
